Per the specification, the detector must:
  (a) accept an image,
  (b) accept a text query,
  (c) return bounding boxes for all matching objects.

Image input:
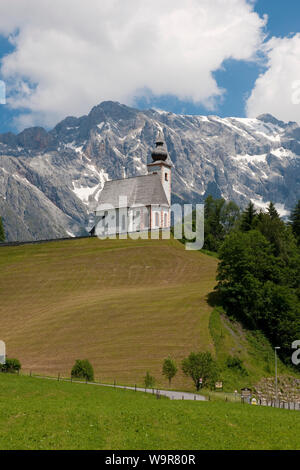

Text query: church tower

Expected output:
[147,130,172,205]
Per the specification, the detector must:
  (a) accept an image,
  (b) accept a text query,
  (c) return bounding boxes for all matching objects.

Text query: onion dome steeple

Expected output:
[151,130,168,162]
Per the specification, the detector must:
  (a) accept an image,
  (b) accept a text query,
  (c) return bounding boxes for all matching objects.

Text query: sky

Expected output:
[0,0,299,133]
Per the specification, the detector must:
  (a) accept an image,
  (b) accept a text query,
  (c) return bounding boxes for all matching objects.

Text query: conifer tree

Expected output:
[267,201,280,220]
[290,200,300,244]
[240,201,257,232]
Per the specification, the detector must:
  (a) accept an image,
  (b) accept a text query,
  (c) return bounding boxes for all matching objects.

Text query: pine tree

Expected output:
[267,201,280,220]
[0,217,5,242]
[240,202,257,232]
[290,200,300,244]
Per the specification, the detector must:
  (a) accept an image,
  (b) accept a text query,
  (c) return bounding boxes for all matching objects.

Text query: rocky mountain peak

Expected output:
[0,101,299,241]
[256,113,291,128]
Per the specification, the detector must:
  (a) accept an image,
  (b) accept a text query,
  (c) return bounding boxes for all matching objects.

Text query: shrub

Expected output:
[71,359,94,381]
[0,358,21,373]
[162,357,177,386]
[144,371,155,389]
[226,355,248,375]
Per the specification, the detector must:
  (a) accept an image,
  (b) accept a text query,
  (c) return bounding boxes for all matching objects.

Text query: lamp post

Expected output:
[275,347,280,405]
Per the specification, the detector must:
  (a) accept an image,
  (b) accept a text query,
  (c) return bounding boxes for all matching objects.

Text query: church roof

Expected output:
[96,173,169,211]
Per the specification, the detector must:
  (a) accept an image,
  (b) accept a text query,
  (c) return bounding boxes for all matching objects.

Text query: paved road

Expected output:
[35,375,206,401]
[98,383,206,401]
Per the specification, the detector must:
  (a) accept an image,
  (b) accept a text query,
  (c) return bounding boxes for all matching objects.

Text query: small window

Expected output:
[165,173,168,181]
[164,213,168,227]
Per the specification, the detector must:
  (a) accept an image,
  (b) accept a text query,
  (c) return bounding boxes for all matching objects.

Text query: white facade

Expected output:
[91,131,172,237]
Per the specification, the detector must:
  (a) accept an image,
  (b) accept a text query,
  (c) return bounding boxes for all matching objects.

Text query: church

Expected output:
[90,131,172,236]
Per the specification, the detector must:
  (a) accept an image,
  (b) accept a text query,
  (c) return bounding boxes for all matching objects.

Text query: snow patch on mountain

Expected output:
[0,101,299,241]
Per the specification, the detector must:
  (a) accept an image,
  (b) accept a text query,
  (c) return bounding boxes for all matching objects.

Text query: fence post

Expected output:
[114,379,116,388]
[194,395,196,401]
[135,384,136,392]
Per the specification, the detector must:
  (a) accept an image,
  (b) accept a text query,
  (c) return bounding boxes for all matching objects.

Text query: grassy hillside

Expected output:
[0,237,218,388]
[1,374,300,450]
[0,236,295,390]
[209,307,297,392]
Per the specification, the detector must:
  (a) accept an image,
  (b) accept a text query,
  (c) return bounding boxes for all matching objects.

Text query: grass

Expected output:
[0,237,218,389]
[0,236,296,392]
[0,374,300,450]
[209,307,296,391]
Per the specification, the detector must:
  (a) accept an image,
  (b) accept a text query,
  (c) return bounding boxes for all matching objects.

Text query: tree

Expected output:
[217,230,280,320]
[217,229,300,361]
[240,202,257,232]
[221,200,240,234]
[0,217,5,242]
[162,357,177,386]
[267,201,280,220]
[0,358,21,373]
[144,371,155,389]
[71,359,94,381]
[203,196,240,252]
[257,211,286,257]
[182,352,218,390]
[290,200,300,245]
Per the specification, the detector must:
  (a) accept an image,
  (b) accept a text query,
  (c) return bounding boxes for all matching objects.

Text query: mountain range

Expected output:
[0,101,299,241]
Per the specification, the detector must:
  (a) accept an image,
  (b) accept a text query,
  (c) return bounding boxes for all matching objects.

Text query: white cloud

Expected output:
[0,0,266,128]
[246,33,300,123]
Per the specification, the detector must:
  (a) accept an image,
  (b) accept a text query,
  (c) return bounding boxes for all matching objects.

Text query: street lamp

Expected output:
[274,347,280,404]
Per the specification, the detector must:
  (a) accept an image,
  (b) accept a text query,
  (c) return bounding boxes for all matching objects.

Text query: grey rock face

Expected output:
[0,101,299,241]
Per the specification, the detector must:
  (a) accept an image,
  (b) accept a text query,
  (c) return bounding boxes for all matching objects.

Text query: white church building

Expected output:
[90,131,172,236]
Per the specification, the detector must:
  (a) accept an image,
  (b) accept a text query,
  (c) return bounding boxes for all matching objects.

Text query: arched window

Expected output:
[135,211,140,231]
[164,213,168,227]
[165,172,168,181]
[121,214,126,231]
[144,210,148,228]
[155,212,159,227]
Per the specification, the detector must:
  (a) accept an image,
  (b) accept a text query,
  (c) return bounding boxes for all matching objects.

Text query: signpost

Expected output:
[241,387,252,404]
[215,381,223,390]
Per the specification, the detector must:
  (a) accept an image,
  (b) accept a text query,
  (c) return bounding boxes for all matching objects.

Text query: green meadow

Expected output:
[0,374,299,450]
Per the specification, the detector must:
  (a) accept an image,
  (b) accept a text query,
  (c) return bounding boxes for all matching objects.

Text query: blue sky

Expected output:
[137,1,300,117]
[0,0,300,133]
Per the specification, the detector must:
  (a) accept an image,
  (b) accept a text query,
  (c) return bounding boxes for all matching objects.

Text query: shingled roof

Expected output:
[96,173,169,211]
